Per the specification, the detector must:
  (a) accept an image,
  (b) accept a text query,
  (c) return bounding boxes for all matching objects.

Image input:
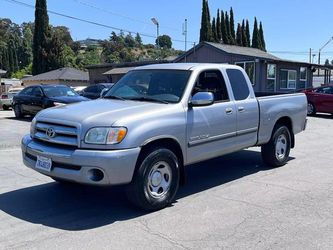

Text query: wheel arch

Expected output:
[274,116,295,148]
[137,137,186,185]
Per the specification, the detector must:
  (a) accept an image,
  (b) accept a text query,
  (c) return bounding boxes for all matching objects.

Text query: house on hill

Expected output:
[175,42,333,92]
[22,67,89,87]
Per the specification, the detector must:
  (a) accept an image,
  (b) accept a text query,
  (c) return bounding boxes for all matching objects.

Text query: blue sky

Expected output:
[1,0,333,63]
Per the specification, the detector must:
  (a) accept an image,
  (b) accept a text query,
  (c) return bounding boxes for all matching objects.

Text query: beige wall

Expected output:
[88,67,112,84]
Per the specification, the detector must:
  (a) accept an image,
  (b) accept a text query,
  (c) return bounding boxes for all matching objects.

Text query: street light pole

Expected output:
[151,17,159,49]
[318,36,333,65]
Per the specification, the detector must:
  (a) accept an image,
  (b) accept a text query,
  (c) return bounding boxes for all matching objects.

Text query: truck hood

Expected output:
[37,99,170,126]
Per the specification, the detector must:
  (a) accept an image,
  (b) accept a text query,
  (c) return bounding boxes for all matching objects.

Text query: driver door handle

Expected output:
[225,107,233,114]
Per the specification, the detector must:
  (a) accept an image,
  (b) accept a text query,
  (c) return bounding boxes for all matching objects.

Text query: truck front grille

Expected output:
[34,121,79,147]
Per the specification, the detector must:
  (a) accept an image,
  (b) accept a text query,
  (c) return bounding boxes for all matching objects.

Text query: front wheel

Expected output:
[14,104,23,118]
[126,147,180,211]
[2,105,9,110]
[307,102,316,116]
[261,125,291,167]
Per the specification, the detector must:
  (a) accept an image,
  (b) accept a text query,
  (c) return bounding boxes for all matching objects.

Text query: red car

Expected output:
[304,85,333,115]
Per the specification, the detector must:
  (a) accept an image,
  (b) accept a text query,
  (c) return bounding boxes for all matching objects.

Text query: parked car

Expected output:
[303,85,333,115]
[21,63,307,211]
[80,83,114,99]
[12,85,89,118]
[0,87,24,110]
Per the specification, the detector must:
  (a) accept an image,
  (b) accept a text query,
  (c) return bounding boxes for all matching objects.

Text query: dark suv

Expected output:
[80,83,114,99]
[12,85,89,118]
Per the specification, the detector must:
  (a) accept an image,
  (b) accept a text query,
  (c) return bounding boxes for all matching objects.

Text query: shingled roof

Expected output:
[23,67,89,82]
[175,42,282,62]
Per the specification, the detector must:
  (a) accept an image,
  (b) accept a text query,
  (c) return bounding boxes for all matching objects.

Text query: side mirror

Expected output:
[100,88,108,98]
[189,92,214,107]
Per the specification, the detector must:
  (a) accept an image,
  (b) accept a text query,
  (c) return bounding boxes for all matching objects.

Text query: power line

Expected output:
[3,0,195,45]
[71,0,181,32]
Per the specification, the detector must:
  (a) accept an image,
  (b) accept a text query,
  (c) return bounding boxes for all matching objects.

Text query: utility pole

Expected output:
[183,19,188,62]
[318,36,333,65]
[309,48,312,64]
[151,18,160,58]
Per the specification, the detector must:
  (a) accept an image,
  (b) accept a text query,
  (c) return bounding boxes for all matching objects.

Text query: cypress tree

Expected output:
[220,10,228,44]
[241,20,248,47]
[211,18,217,42]
[32,0,51,75]
[199,0,212,42]
[199,0,207,42]
[205,0,213,42]
[259,21,266,51]
[229,7,236,45]
[225,12,231,45]
[245,19,251,47]
[252,17,261,49]
[236,23,243,46]
[216,9,222,42]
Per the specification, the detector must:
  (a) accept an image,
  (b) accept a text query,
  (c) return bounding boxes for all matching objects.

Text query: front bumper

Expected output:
[21,134,140,186]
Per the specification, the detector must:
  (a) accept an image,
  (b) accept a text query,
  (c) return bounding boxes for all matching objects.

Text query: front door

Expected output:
[186,70,237,164]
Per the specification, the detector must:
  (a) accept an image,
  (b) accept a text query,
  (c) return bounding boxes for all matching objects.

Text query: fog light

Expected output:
[87,169,104,182]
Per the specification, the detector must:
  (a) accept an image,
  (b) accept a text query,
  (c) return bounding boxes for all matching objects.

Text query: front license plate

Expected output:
[35,155,52,172]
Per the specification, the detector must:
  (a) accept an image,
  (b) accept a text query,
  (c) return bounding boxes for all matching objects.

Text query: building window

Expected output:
[280,70,297,89]
[267,64,276,91]
[299,67,307,89]
[235,61,255,85]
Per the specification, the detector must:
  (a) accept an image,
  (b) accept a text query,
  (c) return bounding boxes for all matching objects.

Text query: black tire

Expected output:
[307,102,316,116]
[126,147,180,211]
[14,104,23,118]
[2,105,9,110]
[261,125,291,167]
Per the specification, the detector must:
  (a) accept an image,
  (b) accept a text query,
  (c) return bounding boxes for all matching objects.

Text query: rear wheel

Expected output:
[2,105,9,110]
[307,102,316,116]
[14,104,23,118]
[126,147,180,211]
[261,125,291,167]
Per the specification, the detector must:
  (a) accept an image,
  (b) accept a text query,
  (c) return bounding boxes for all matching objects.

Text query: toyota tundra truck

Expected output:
[21,63,307,211]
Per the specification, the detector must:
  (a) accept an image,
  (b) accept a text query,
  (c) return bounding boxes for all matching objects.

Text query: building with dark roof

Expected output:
[175,42,333,92]
[22,67,89,87]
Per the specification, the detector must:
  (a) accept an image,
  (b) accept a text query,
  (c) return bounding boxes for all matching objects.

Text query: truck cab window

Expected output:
[192,70,229,102]
[226,69,250,101]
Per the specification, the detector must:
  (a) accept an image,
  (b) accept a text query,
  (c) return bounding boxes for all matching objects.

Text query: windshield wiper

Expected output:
[128,96,169,104]
[103,95,126,101]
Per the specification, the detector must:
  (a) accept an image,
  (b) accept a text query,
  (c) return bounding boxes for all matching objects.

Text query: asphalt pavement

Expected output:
[0,110,332,249]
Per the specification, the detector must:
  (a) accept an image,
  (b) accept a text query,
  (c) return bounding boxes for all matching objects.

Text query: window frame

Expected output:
[235,61,256,86]
[266,64,277,92]
[280,69,297,90]
[299,67,307,89]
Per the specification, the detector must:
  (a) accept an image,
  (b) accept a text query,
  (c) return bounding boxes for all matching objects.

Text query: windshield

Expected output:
[104,70,191,103]
[43,86,79,98]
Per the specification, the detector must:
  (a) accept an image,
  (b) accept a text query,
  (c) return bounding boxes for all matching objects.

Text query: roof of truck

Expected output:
[134,63,237,71]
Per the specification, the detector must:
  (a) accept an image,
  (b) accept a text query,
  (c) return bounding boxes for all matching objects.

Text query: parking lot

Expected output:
[0,110,332,249]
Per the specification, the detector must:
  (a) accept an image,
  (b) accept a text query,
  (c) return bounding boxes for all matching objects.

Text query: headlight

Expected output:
[30,118,37,136]
[84,127,127,145]
[53,102,66,107]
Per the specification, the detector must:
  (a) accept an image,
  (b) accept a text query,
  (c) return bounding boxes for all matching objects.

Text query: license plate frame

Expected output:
[35,155,52,172]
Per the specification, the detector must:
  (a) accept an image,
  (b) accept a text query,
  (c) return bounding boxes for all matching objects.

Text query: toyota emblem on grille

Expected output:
[46,127,56,138]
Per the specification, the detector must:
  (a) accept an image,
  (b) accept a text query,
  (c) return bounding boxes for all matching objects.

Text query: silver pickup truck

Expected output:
[21,63,307,210]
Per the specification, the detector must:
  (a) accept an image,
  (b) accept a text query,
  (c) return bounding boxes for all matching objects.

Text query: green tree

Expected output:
[135,33,142,46]
[32,0,51,75]
[245,20,251,47]
[156,35,172,49]
[199,0,212,42]
[251,18,260,49]
[216,9,222,42]
[236,23,243,46]
[325,59,330,66]
[259,21,266,51]
[225,12,231,45]
[220,10,228,44]
[241,20,248,47]
[125,33,136,48]
[211,18,218,42]
[229,7,236,45]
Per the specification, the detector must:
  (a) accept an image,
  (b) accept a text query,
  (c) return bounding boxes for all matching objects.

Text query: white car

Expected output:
[0,88,24,110]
